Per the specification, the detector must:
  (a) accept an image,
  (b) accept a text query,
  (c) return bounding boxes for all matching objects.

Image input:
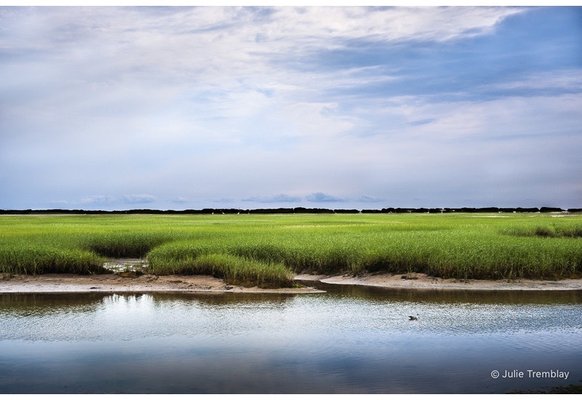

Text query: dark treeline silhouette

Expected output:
[0,207,579,215]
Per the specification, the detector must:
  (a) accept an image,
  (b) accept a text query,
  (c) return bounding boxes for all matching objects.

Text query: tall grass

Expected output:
[503,224,582,238]
[0,243,105,275]
[1,213,581,285]
[148,249,293,288]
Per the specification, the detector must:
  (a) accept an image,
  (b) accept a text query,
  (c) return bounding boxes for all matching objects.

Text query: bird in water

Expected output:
[409,315,418,321]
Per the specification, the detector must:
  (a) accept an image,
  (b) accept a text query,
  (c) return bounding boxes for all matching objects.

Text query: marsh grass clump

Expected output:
[146,240,218,274]
[0,244,106,275]
[230,243,288,265]
[534,226,556,237]
[503,224,582,239]
[148,247,293,288]
[193,254,293,288]
[554,225,582,238]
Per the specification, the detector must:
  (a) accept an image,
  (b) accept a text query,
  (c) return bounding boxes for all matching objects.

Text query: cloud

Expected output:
[121,194,156,205]
[0,7,528,152]
[78,194,156,207]
[0,7,526,97]
[80,195,115,206]
[485,69,582,92]
[306,192,344,203]
[243,194,303,203]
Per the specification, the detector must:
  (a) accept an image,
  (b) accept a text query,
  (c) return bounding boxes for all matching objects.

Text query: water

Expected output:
[1,285,581,394]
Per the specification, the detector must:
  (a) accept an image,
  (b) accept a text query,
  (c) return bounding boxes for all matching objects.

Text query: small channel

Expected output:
[0,284,581,394]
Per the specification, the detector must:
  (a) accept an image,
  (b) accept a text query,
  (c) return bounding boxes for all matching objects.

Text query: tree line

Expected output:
[1,207,579,215]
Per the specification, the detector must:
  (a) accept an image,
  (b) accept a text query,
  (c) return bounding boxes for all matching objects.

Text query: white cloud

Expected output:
[122,194,156,204]
[242,194,303,203]
[306,192,344,202]
[351,92,582,142]
[80,195,116,206]
[0,7,527,144]
[487,69,582,91]
[0,7,526,89]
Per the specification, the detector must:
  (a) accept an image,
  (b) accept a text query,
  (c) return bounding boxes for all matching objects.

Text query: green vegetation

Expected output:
[1,213,581,286]
[149,250,293,288]
[503,224,582,238]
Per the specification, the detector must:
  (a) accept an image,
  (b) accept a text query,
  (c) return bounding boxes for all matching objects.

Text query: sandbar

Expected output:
[297,272,582,291]
[0,273,324,294]
[2,272,582,294]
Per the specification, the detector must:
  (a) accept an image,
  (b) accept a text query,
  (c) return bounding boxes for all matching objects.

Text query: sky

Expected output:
[0,6,581,210]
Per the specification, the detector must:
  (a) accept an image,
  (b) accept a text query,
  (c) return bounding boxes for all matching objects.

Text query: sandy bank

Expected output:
[296,272,582,291]
[0,273,324,294]
[2,272,582,294]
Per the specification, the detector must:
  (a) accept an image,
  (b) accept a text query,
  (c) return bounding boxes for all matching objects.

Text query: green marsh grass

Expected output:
[1,213,581,285]
[0,243,105,275]
[503,224,582,239]
[148,249,293,288]
[80,231,178,258]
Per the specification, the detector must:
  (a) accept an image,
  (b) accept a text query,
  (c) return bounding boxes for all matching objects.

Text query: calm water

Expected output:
[1,284,581,394]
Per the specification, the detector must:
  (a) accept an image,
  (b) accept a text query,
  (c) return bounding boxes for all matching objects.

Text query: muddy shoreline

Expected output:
[0,273,324,294]
[297,272,582,291]
[2,272,582,294]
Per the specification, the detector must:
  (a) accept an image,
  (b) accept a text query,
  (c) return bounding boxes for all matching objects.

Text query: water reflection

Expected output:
[1,289,581,394]
[0,293,104,316]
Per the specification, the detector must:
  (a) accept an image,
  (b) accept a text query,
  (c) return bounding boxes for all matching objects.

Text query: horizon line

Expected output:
[1,206,579,214]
